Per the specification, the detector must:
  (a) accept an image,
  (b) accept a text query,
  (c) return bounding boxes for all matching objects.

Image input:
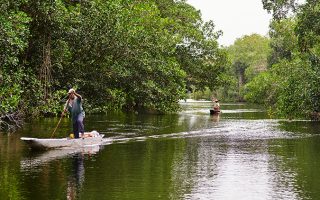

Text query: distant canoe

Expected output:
[21,131,105,150]
[210,109,221,115]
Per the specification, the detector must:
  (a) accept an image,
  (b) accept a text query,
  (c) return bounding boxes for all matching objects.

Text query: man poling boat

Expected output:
[62,88,85,139]
[20,88,106,150]
[210,97,221,115]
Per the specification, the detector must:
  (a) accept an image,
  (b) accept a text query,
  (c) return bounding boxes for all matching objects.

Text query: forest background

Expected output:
[1,0,319,130]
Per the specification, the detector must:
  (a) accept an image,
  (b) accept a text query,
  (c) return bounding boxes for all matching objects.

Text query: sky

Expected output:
[187,0,272,46]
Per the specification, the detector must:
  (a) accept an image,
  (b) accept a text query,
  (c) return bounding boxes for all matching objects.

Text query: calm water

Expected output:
[1,102,320,200]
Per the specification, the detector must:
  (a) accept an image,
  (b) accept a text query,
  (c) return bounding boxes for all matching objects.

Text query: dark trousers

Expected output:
[73,114,84,138]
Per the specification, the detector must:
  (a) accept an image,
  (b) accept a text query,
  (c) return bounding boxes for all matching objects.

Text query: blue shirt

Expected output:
[66,97,85,121]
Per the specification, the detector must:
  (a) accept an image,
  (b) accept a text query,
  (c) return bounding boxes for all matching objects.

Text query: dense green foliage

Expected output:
[0,0,228,129]
[245,0,320,118]
[4,0,319,126]
[262,0,298,20]
[216,34,270,102]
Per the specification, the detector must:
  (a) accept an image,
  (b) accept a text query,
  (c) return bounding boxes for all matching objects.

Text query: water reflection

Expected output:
[19,145,101,199]
[211,113,220,127]
[2,102,320,199]
[20,145,100,171]
[170,138,305,200]
[67,153,85,200]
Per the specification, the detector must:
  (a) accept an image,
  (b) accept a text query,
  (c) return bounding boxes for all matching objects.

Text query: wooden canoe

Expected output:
[21,131,105,150]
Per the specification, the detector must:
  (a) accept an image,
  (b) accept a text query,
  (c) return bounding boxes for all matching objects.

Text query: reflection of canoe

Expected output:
[21,131,105,150]
[20,145,101,170]
[210,109,221,115]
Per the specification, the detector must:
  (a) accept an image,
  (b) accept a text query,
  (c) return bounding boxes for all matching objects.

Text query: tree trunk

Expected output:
[39,34,52,100]
[238,73,244,102]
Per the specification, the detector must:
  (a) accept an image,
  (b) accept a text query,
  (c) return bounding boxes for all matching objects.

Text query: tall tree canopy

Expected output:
[226,34,270,101]
[262,0,299,20]
[0,0,228,129]
[245,0,320,119]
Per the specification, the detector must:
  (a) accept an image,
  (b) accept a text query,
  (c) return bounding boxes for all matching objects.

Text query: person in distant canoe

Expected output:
[212,98,220,111]
[62,88,85,138]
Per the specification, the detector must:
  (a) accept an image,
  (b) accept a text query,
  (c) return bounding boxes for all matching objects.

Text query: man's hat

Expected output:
[68,88,75,94]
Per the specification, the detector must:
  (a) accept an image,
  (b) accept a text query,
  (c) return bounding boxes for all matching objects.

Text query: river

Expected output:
[1,102,320,199]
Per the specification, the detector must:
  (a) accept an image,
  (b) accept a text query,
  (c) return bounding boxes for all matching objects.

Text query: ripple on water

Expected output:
[100,119,309,146]
[193,119,309,140]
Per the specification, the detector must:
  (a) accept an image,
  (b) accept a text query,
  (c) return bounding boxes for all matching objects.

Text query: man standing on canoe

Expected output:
[62,88,85,138]
[212,97,220,111]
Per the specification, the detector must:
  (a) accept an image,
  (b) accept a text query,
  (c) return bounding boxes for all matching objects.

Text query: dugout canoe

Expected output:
[21,131,104,150]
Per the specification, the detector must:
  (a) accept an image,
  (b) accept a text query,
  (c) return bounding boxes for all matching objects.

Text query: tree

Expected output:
[268,18,298,66]
[0,0,31,130]
[61,0,227,112]
[1,0,230,130]
[155,0,227,93]
[246,0,320,118]
[227,34,271,101]
[262,0,299,20]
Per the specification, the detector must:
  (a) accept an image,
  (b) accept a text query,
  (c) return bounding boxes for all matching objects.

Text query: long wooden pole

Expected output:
[50,115,63,138]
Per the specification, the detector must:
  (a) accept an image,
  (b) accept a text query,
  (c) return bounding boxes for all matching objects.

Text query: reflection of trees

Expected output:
[171,137,312,199]
[16,117,71,138]
[177,114,210,131]
[19,146,100,199]
[0,166,23,199]
[268,138,320,199]
[5,105,320,199]
[170,138,225,199]
[0,134,23,200]
[87,111,212,136]
[79,140,188,199]
[278,121,320,135]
